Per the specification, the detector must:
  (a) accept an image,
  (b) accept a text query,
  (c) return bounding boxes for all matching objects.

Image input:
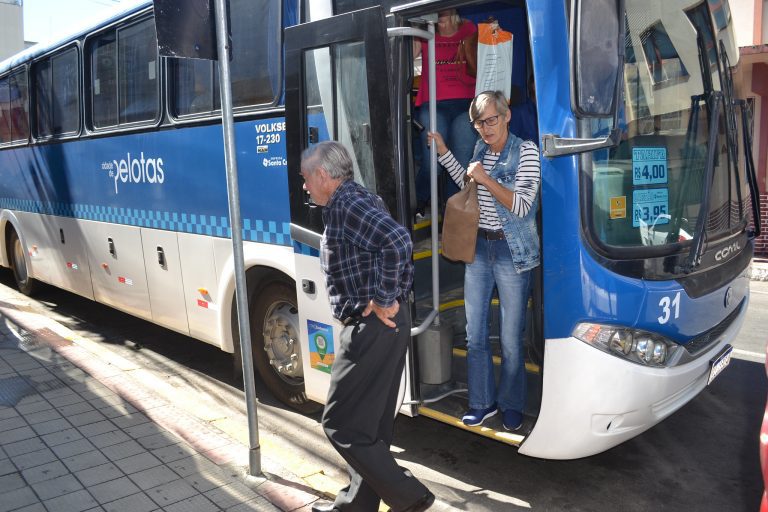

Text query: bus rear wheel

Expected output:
[8,230,37,296]
[250,280,321,414]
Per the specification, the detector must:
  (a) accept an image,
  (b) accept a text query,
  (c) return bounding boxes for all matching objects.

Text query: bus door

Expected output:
[284,7,410,406]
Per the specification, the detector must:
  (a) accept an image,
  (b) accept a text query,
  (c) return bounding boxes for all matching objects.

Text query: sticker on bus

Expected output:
[632,147,668,185]
[308,320,335,374]
[632,188,669,228]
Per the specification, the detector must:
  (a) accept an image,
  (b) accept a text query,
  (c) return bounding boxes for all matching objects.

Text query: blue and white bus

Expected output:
[0,0,758,459]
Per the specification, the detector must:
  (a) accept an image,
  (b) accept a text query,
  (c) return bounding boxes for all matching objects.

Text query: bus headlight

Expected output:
[573,323,680,367]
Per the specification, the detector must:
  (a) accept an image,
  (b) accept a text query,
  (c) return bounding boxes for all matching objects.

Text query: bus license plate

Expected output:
[707,345,733,385]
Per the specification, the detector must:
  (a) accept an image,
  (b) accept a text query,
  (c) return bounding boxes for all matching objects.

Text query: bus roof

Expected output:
[0,0,152,76]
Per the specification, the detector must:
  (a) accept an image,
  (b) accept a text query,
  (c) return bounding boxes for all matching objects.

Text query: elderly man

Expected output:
[301,141,434,512]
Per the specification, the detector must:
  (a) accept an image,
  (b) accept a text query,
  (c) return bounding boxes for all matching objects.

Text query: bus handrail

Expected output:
[541,129,621,158]
[387,25,441,336]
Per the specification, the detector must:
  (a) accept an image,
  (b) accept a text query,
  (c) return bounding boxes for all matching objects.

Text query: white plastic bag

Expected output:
[475,21,513,99]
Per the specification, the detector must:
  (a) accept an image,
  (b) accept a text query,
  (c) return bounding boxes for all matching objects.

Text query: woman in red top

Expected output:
[413,9,478,209]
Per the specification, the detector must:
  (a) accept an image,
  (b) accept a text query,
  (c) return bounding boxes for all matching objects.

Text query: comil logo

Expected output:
[101,152,165,194]
[714,241,741,262]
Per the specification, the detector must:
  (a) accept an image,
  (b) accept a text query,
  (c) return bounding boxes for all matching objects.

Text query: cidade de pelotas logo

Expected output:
[101,152,165,194]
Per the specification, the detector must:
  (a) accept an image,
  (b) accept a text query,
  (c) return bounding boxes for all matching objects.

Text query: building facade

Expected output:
[731,0,768,255]
[0,0,24,63]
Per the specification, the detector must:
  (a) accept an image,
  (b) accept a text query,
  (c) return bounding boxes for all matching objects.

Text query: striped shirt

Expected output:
[438,140,540,230]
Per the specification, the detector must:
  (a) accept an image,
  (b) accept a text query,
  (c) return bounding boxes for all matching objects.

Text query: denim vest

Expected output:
[471,133,541,272]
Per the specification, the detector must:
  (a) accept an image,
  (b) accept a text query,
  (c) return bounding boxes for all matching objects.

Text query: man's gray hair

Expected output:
[469,90,510,122]
[301,141,354,181]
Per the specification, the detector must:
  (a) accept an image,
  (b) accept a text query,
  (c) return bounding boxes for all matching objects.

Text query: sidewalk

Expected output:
[0,294,322,512]
[751,257,768,281]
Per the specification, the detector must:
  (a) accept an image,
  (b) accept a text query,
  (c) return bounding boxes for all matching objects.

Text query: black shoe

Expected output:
[400,491,435,512]
[311,501,340,512]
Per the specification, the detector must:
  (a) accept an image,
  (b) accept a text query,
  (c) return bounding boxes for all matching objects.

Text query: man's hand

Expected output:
[362,299,399,328]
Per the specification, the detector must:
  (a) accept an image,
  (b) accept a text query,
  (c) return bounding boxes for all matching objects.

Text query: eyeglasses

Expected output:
[472,114,500,130]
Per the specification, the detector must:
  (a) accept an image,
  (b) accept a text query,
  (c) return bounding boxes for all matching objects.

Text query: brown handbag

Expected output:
[441,179,480,263]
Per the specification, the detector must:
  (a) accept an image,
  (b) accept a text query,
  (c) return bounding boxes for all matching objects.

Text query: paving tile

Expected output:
[42,489,98,512]
[0,407,20,420]
[165,493,221,512]
[147,478,199,506]
[136,431,178,450]
[30,418,72,436]
[48,392,86,407]
[129,464,181,490]
[31,473,83,500]
[0,415,28,431]
[2,426,37,444]
[184,465,239,493]
[167,455,219,478]
[0,486,39,512]
[69,410,108,427]
[100,405,141,420]
[123,422,166,439]
[21,460,69,484]
[78,420,118,437]
[101,491,157,512]
[3,437,46,457]
[15,400,53,415]
[11,447,57,471]
[57,401,97,417]
[101,440,145,462]
[113,452,162,474]
[61,450,110,473]
[22,408,63,425]
[75,462,124,487]
[13,503,47,512]
[90,430,131,449]
[110,413,151,430]
[204,481,260,510]
[0,472,27,493]
[0,457,18,476]
[51,438,96,459]
[89,395,127,410]
[151,443,196,464]
[41,427,84,447]
[89,476,142,504]
[225,496,281,512]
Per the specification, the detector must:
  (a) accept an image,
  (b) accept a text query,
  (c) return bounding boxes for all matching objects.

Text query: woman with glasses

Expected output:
[427,90,541,431]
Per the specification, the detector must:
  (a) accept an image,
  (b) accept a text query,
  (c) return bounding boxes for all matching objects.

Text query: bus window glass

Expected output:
[35,60,52,137]
[0,77,10,143]
[304,47,333,142]
[51,49,79,135]
[10,71,29,142]
[586,1,747,251]
[335,42,375,189]
[118,19,158,124]
[91,32,118,128]
[228,0,279,107]
[172,59,218,116]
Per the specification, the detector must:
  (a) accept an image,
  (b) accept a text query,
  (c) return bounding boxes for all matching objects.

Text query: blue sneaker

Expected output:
[462,404,497,426]
[502,409,523,431]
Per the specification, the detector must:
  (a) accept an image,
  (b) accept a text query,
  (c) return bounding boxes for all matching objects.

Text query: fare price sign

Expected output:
[632,188,669,228]
[632,147,668,185]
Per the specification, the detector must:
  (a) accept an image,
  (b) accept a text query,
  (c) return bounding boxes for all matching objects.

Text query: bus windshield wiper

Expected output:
[679,91,723,274]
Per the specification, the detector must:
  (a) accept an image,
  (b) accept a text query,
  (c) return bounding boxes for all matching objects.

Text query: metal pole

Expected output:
[427,21,440,327]
[213,0,261,476]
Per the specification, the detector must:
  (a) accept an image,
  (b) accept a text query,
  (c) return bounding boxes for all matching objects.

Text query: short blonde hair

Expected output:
[469,90,510,122]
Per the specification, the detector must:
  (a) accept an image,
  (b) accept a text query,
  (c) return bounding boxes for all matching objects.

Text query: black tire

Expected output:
[8,230,38,296]
[250,280,321,414]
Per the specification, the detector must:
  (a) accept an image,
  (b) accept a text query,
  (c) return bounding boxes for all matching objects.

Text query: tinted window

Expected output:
[170,0,279,117]
[10,71,29,142]
[35,49,79,137]
[118,19,158,123]
[0,77,10,143]
[90,18,159,128]
[35,60,52,137]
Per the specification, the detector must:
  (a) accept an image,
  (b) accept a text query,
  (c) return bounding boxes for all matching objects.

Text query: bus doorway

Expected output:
[399,1,544,444]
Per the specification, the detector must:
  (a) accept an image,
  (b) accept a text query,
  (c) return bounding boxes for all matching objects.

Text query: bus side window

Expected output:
[90,31,118,128]
[118,19,159,124]
[10,70,29,143]
[35,49,80,139]
[0,76,10,143]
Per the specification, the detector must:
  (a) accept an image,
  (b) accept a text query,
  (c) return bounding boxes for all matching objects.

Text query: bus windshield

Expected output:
[584,0,749,256]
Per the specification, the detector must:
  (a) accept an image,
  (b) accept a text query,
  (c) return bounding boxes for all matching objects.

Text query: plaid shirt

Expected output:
[320,180,413,321]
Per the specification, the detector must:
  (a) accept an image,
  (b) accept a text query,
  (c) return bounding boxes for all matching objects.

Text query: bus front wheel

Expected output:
[250,280,321,414]
[8,230,38,296]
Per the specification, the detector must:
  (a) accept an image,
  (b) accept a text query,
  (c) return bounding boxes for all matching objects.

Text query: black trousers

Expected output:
[322,308,428,511]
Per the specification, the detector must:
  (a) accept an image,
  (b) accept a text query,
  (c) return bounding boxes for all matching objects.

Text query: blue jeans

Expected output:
[465,237,531,413]
[415,99,476,202]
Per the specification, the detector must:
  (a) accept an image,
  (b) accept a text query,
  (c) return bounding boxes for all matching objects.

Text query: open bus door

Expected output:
[284,7,417,410]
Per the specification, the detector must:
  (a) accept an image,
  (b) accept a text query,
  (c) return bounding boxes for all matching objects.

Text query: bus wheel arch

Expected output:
[4,225,38,296]
[231,266,321,414]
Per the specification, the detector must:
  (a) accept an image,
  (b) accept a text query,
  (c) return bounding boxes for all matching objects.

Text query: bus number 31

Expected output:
[658,292,681,324]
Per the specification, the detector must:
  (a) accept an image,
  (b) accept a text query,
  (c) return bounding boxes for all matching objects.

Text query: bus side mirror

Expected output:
[571,0,623,117]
